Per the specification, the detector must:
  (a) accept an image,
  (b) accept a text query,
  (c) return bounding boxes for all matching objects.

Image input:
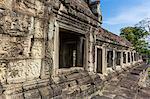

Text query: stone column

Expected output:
[132,52,135,64]
[130,52,132,64]
[112,50,116,70]
[84,35,89,70]
[102,47,107,74]
[53,21,59,77]
[77,37,84,67]
[87,32,94,72]
[126,51,128,66]
[135,52,138,62]
[120,51,124,67]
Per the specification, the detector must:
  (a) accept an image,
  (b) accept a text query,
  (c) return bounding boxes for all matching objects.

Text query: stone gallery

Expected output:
[0,0,143,98]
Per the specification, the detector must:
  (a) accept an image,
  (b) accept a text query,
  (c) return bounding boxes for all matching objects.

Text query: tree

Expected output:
[120,27,150,55]
[135,18,150,32]
[135,18,150,49]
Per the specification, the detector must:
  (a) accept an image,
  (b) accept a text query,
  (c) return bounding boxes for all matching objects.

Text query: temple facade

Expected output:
[0,0,143,98]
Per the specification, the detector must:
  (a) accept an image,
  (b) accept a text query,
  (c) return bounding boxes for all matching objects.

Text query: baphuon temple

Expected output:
[0,0,144,98]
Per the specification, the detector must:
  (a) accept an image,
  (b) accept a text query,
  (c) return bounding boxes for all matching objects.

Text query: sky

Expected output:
[101,0,150,35]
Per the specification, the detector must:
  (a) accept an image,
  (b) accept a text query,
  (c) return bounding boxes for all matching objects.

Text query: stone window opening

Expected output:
[115,51,121,66]
[59,28,85,69]
[128,52,130,63]
[134,53,136,61]
[131,52,134,62]
[107,50,113,67]
[96,48,102,74]
[123,52,126,63]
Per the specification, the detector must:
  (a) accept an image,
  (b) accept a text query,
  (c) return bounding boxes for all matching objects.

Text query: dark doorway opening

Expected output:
[107,50,113,67]
[134,53,136,61]
[97,48,102,73]
[59,29,85,68]
[116,51,121,66]
[123,52,126,63]
[128,52,130,63]
[131,52,134,62]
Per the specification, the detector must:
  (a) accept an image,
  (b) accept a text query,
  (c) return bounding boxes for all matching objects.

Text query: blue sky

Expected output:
[101,0,150,35]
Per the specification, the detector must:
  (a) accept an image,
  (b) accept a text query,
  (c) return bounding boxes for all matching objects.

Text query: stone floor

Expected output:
[91,64,150,99]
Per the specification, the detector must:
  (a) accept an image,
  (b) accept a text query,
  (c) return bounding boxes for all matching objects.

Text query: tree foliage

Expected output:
[120,27,150,55]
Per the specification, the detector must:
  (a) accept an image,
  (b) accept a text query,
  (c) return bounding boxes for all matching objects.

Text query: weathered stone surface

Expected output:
[7,93,24,99]
[91,95,111,99]
[0,83,3,95]
[39,86,53,98]
[136,91,150,99]
[0,36,30,58]
[24,89,41,99]
[7,60,26,83]
[51,84,62,97]
[0,0,146,99]
[119,79,138,90]
[130,69,142,75]
[92,64,150,99]
[113,95,127,99]
[126,74,139,81]
[91,75,103,87]
[140,87,150,95]
[0,94,5,99]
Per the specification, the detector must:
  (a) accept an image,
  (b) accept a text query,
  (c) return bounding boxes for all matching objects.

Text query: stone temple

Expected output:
[0,0,143,98]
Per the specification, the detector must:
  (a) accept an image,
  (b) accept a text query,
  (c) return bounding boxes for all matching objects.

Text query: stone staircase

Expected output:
[57,69,103,98]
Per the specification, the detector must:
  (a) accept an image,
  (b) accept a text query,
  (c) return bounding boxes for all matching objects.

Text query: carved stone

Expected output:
[0,0,142,99]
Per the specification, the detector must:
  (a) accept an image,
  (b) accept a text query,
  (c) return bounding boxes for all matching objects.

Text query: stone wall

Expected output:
[0,0,50,84]
[0,0,143,99]
[0,0,59,98]
[0,0,100,98]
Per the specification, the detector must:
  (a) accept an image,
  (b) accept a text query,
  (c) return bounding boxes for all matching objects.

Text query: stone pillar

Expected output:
[132,52,135,64]
[126,51,128,66]
[112,50,116,70]
[84,35,89,70]
[53,21,59,77]
[120,51,124,67]
[130,52,132,64]
[87,32,94,72]
[102,47,107,74]
[77,37,84,67]
[135,52,138,62]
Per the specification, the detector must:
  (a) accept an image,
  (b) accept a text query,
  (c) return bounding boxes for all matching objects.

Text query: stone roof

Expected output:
[97,28,133,47]
[59,0,101,25]
[64,0,97,19]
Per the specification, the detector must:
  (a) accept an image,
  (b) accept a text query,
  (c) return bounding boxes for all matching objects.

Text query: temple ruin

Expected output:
[0,0,143,98]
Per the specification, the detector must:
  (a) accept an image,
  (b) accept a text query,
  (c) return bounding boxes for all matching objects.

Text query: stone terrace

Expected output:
[91,64,150,99]
[0,0,146,99]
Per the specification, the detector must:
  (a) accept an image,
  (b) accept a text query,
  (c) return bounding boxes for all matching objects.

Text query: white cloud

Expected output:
[104,1,150,25]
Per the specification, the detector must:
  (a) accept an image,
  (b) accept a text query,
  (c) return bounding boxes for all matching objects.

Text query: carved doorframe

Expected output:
[95,46,107,74]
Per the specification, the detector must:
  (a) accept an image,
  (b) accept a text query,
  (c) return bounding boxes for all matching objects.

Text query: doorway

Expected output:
[123,52,126,63]
[107,50,113,67]
[116,51,121,66]
[97,48,102,73]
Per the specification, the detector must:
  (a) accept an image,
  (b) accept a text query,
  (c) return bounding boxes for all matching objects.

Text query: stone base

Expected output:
[0,62,146,99]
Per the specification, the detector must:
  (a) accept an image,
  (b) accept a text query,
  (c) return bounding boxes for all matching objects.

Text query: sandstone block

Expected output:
[50,84,62,97]
[24,89,41,99]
